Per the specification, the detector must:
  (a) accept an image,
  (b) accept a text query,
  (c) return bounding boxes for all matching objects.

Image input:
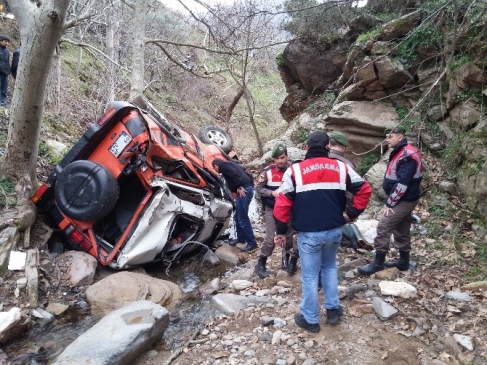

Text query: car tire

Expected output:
[198,125,233,153]
[54,160,120,222]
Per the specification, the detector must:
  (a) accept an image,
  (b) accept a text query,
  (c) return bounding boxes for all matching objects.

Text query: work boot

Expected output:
[294,313,320,333]
[227,238,243,246]
[255,256,269,279]
[240,243,258,252]
[384,250,410,271]
[281,251,290,271]
[286,257,298,276]
[357,252,386,276]
[326,306,344,325]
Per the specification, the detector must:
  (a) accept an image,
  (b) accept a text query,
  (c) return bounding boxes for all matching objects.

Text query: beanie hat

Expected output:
[271,142,287,158]
[384,126,406,134]
[329,131,349,147]
[307,130,329,148]
[0,35,10,42]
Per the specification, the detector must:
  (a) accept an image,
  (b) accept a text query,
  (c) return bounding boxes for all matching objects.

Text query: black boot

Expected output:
[286,257,298,276]
[281,251,290,271]
[384,250,410,271]
[357,252,386,276]
[255,256,269,279]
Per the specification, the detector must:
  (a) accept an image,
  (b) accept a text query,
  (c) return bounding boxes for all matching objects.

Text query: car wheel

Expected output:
[198,125,233,153]
[54,160,120,222]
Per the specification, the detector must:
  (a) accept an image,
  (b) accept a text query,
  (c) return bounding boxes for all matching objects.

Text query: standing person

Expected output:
[255,143,298,279]
[327,131,355,169]
[0,35,11,107]
[358,126,424,275]
[11,44,20,79]
[274,131,372,332]
[212,158,258,252]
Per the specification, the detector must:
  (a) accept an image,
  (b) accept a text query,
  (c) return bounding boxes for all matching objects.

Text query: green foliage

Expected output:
[443,134,465,172]
[0,178,15,208]
[357,153,380,176]
[164,95,178,104]
[396,107,408,119]
[455,89,486,105]
[38,141,48,157]
[357,27,381,43]
[450,55,472,72]
[0,130,6,150]
[396,25,442,65]
[321,92,335,103]
[275,51,284,67]
[466,264,487,281]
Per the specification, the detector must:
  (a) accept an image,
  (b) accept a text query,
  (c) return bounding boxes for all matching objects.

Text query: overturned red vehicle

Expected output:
[32,96,234,269]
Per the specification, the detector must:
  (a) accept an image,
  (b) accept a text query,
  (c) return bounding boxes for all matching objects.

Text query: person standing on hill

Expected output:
[274,131,372,332]
[212,158,258,252]
[255,143,298,279]
[358,126,424,275]
[0,35,11,107]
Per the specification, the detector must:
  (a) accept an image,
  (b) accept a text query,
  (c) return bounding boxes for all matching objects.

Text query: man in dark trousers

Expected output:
[255,142,298,279]
[212,158,258,252]
[358,126,424,275]
[274,131,372,332]
[0,35,11,107]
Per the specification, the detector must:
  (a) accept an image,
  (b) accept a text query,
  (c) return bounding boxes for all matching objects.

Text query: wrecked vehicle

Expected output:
[32,96,235,269]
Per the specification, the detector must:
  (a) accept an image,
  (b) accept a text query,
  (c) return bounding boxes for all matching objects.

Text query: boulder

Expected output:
[380,10,422,41]
[374,56,414,89]
[449,102,482,131]
[56,251,98,287]
[52,301,169,365]
[210,294,272,315]
[364,155,388,200]
[214,244,241,265]
[0,307,31,344]
[324,101,397,160]
[454,63,487,90]
[86,272,182,315]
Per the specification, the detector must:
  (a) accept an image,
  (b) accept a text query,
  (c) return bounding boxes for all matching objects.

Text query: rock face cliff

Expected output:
[277,3,487,218]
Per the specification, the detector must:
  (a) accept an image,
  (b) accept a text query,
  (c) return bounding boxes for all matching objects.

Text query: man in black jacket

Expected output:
[212,158,258,252]
[0,35,11,107]
[358,126,424,275]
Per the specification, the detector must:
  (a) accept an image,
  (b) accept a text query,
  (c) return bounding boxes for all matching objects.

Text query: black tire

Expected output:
[198,125,233,153]
[54,160,119,222]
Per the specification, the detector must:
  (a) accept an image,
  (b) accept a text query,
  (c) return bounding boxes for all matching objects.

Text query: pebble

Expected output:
[304,340,314,348]
[446,291,472,302]
[222,340,233,346]
[272,330,282,344]
[201,329,210,335]
[302,359,316,365]
[287,339,295,346]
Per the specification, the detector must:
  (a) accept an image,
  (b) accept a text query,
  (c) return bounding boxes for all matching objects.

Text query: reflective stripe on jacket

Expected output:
[256,164,287,209]
[383,140,424,207]
[273,157,372,234]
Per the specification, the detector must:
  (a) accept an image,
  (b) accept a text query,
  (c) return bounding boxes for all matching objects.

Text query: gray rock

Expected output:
[210,294,271,315]
[346,284,367,300]
[0,227,18,271]
[446,291,472,302]
[258,331,273,342]
[59,251,98,287]
[0,307,31,344]
[52,301,169,365]
[302,360,316,365]
[372,297,399,320]
[32,307,55,327]
[438,181,456,195]
[215,245,240,265]
[453,334,474,351]
[202,249,220,266]
[276,360,287,365]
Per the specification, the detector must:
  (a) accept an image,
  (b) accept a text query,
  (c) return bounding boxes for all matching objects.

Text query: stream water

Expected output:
[3,198,264,365]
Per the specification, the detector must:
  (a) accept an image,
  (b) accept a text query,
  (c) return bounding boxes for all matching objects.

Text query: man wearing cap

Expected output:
[255,142,298,278]
[0,35,11,107]
[274,131,372,332]
[328,131,355,169]
[358,126,424,275]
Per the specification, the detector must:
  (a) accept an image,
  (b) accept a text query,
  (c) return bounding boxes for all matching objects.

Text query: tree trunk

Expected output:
[3,0,71,197]
[243,87,263,156]
[225,88,244,123]
[129,0,146,100]
[105,0,120,104]
[45,44,61,113]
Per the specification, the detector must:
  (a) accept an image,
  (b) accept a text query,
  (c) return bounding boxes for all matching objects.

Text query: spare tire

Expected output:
[54,160,119,222]
[198,125,233,153]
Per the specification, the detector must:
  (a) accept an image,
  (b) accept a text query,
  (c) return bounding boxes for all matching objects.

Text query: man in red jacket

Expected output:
[274,131,372,332]
[358,126,424,275]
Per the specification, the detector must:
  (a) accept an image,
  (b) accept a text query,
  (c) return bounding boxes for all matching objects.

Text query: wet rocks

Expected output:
[215,245,241,265]
[52,301,169,365]
[210,293,272,315]
[86,272,183,315]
